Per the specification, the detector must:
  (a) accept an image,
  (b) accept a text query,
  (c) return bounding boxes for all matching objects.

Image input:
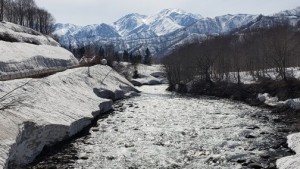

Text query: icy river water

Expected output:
[29,85,294,169]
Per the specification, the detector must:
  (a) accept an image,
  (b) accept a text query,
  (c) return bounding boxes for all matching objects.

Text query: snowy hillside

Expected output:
[114,13,148,36]
[0,22,59,46]
[0,65,138,168]
[0,22,78,79]
[54,7,300,57]
[274,6,300,17]
[53,23,82,36]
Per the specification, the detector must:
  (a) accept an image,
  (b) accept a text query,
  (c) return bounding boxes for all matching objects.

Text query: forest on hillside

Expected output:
[0,0,54,34]
[163,24,300,88]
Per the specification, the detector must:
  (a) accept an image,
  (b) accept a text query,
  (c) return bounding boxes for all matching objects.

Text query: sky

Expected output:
[35,0,300,26]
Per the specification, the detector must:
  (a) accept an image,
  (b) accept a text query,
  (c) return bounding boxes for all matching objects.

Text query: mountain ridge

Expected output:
[53,7,300,57]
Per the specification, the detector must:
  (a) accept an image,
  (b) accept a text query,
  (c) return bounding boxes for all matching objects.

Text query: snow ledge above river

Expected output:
[277,133,300,169]
[0,65,137,169]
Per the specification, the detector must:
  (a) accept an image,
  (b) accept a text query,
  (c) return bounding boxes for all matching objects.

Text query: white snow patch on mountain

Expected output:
[53,23,82,36]
[114,13,147,36]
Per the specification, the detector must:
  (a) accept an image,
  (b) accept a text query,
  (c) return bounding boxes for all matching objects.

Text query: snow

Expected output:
[274,7,300,17]
[114,13,147,36]
[0,22,79,77]
[53,7,299,57]
[53,23,82,37]
[0,22,59,46]
[53,9,259,56]
[277,133,300,169]
[286,99,300,110]
[231,68,300,169]
[148,16,183,36]
[0,65,137,168]
[129,64,167,86]
[0,41,76,63]
[221,67,300,85]
[215,14,259,32]
[217,67,300,169]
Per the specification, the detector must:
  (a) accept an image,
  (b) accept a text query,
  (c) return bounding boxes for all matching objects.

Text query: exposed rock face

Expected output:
[0,65,137,169]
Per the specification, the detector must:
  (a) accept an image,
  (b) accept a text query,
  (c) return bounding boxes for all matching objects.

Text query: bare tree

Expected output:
[1,0,55,35]
[163,24,300,89]
[263,26,298,81]
[0,79,32,111]
[0,0,4,21]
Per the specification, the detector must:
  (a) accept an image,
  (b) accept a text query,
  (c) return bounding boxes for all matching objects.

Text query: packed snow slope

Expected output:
[0,65,137,169]
[277,133,300,169]
[54,7,300,56]
[0,22,78,78]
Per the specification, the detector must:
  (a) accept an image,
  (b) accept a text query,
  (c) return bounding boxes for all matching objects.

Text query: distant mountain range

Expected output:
[53,7,300,57]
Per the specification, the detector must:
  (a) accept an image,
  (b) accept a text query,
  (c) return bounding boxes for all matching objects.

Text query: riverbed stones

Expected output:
[91,128,99,132]
[247,125,260,130]
[259,152,270,159]
[245,134,257,139]
[247,162,263,169]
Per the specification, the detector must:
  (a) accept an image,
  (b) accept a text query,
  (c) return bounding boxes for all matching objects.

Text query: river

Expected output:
[29,85,293,169]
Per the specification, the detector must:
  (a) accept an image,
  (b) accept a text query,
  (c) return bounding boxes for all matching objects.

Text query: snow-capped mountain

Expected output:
[113,9,202,37]
[53,7,300,57]
[232,7,300,32]
[274,6,300,17]
[53,23,82,36]
[114,13,147,36]
[72,23,120,39]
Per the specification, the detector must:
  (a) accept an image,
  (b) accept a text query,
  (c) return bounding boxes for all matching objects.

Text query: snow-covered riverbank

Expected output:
[0,65,137,169]
[277,133,300,169]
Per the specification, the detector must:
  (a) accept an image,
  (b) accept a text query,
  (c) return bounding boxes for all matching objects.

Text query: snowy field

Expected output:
[51,85,287,169]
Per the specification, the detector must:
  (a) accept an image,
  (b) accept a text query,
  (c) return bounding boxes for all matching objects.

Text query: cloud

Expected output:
[35,0,300,25]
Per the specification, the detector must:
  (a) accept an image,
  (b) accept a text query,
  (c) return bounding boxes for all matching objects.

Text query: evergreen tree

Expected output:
[79,47,85,58]
[137,52,142,64]
[129,52,134,64]
[144,48,152,65]
[129,53,139,65]
[0,0,4,21]
[114,52,121,62]
[123,50,129,62]
[98,46,104,58]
